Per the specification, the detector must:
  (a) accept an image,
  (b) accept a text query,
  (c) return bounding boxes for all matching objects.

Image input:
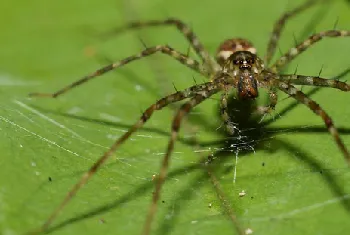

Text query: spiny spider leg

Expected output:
[101,18,219,72]
[256,88,278,115]
[265,0,322,64]
[29,81,220,234]
[271,30,350,71]
[277,80,350,164]
[280,74,350,91]
[143,90,220,235]
[29,45,206,98]
[220,92,239,135]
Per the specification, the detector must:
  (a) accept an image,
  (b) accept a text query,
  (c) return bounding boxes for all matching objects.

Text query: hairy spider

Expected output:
[29,0,350,234]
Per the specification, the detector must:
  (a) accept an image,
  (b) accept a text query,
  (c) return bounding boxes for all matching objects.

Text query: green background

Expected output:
[1,0,350,234]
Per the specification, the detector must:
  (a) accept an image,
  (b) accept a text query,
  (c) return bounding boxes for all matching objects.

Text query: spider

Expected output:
[29,0,350,234]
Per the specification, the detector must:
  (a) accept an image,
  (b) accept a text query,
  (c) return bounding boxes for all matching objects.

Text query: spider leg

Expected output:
[29,45,206,98]
[265,0,321,64]
[101,18,219,72]
[142,90,220,235]
[220,92,239,135]
[277,80,350,165]
[271,30,350,71]
[279,74,350,91]
[28,82,218,235]
[256,89,278,115]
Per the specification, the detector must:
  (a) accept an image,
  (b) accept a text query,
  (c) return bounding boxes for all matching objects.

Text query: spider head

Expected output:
[225,51,264,99]
[229,51,257,70]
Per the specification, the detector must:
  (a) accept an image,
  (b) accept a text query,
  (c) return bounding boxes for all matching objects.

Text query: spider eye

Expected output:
[248,59,254,64]
[233,60,240,65]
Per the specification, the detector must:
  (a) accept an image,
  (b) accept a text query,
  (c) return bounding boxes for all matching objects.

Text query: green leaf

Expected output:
[1,0,350,235]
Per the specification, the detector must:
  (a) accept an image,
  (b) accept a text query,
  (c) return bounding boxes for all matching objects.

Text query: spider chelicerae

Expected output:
[29,0,350,234]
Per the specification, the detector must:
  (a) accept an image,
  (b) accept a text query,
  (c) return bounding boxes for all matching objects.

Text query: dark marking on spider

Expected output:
[28,1,350,235]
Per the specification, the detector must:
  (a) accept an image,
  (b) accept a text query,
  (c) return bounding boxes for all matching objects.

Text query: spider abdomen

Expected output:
[216,38,257,66]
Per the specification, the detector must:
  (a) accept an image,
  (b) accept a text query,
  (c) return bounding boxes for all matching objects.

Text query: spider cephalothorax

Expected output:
[28,1,350,235]
[223,49,265,99]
